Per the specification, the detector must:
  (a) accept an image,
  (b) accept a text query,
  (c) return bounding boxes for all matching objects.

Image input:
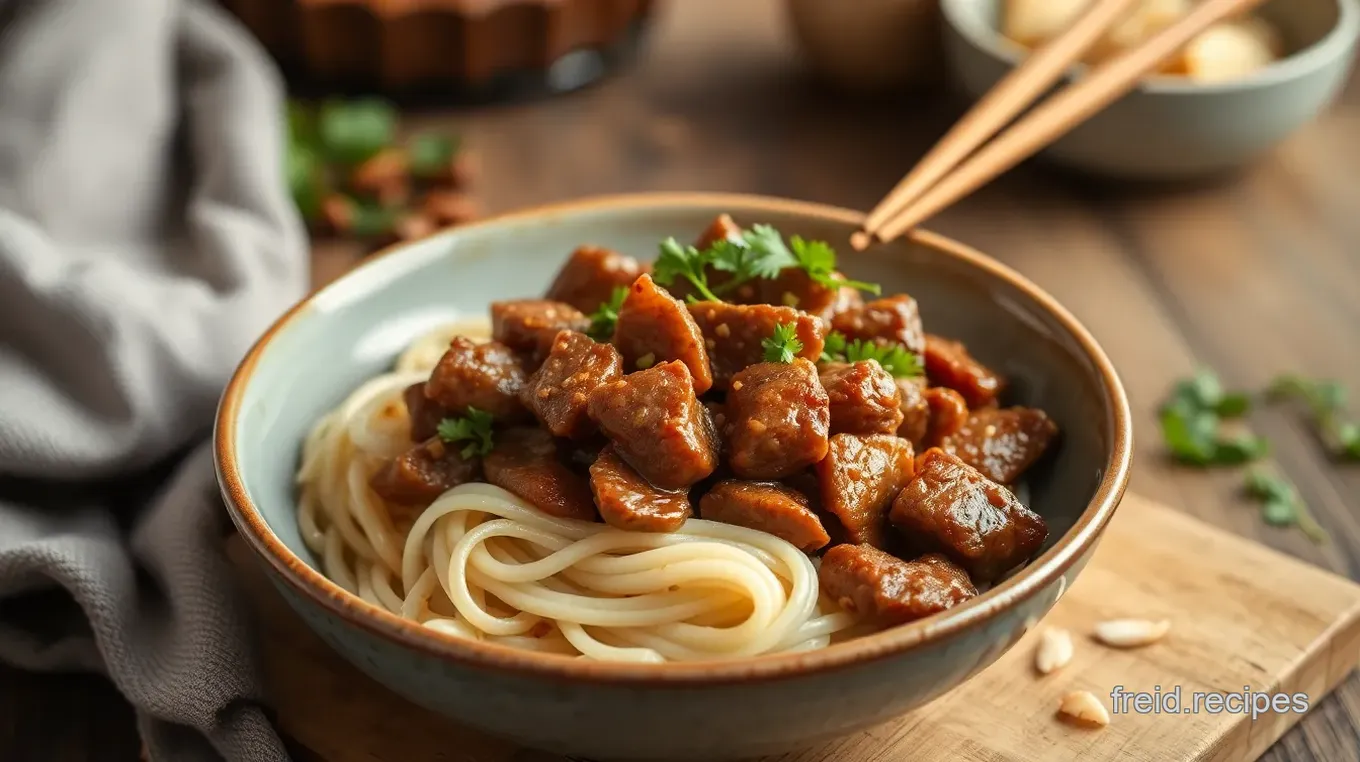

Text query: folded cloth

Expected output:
[0,0,307,759]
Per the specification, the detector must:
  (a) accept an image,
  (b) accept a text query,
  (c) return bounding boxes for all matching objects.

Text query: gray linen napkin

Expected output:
[0,0,307,759]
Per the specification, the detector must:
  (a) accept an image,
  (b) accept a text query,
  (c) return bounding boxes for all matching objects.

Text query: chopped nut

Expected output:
[1034,627,1073,675]
[1057,690,1110,727]
[1093,619,1171,648]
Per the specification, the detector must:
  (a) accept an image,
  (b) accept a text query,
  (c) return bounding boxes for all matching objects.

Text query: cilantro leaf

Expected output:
[762,322,804,364]
[436,408,496,459]
[1159,370,1264,466]
[818,331,922,378]
[287,141,324,222]
[319,99,397,165]
[653,237,720,302]
[408,133,460,178]
[1243,467,1328,543]
[587,286,628,342]
[789,236,881,295]
[1268,374,1359,460]
[707,225,797,296]
[820,331,847,363]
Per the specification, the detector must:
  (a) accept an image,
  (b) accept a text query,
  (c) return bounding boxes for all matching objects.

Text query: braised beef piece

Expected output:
[896,377,930,446]
[370,437,480,505]
[587,361,719,490]
[940,407,1059,485]
[612,273,714,393]
[519,330,622,439]
[820,361,903,436]
[491,300,590,366]
[815,434,915,549]
[483,428,598,522]
[688,302,824,388]
[819,545,976,626]
[755,269,861,320]
[923,334,1004,408]
[425,337,527,420]
[404,382,446,442]
[699,480,830,552]
[544,245,646,314]
[695,213,744,249]
[590,446,692,533]
[724,359,830,480]
[889,448,1047,583]
[923,386,969,447]
[782,470,846,547]
[831,294,926,355]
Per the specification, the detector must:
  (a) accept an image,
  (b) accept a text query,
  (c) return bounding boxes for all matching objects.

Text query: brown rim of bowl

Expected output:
[215,191,1132,686]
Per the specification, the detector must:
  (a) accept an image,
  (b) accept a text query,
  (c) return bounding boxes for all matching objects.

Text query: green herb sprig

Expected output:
[1158,369,1266,466]
[586,287,628,342]
[819,331,923,378]
[1267,375,1360,460]
[788,236,880,295]
[762,322,805,364]
[436,408,495,459]
[1244,467,1328,544]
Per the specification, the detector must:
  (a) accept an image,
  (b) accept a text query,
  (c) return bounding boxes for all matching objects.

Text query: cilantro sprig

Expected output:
[819,331,923,378]
[651,223,881,303]
[1244,468,1328,544]
[1158,369,1266,466]
[436,408,495,459]
[789,236,881,295]
[1267,375,1360,460]
[762,322,805,364]
[586,287,628,342]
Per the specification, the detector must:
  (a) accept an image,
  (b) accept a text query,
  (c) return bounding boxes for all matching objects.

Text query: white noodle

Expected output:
[295,321,860,662]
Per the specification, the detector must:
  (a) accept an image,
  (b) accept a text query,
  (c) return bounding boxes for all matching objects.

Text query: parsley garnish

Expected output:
[587,286,628,342]
[789,236,881,296]
[1267,375,1360,460]
[435,408,495,458]
[1158,369,1266,466]
[761,322,804,364]
[653,237,722,303]
[1244,467,1328,544]
[818,331,922,378]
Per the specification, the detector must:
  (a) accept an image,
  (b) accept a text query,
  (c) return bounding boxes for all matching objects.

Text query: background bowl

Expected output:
[941,0,1360,179]
[215,193,1132,760]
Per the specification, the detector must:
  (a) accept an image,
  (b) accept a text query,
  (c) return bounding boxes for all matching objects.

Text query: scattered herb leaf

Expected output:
[653,237,721,302]
[820,331,847,363]
[436,408,496,459]
[818,331,922,378]
[789,236,881,295]
[762,322,804,364]
[349,200,400,238]
[1158,369,1264,466]
[1268,374,1360,460]
[1243,467,1328,543]
[286,142,323,222]
[408,133,459,178]
[708,225,798,295]
[587,286,628,342]
[319,99,398,165]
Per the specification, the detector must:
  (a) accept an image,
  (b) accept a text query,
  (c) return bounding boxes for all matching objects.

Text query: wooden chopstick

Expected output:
[853,0,1144,252]
[854,0,1267,249]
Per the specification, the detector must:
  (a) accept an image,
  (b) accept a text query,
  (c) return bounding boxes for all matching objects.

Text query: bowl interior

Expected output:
[942,0,1348,91]
[227,195,1120,648]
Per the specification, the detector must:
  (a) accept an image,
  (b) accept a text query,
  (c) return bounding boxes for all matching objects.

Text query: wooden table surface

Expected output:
[4,1,1359,760]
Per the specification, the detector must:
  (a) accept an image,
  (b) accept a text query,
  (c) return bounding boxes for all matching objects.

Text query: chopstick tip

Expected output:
[850,230,873,252]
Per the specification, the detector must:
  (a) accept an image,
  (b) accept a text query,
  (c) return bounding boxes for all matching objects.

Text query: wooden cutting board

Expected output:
[229,493,1360,762]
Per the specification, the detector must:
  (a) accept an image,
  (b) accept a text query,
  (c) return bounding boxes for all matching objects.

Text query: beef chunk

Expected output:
[545,245,646,314]
[370,437,480,505]
[699,480,829,552]
[612,273,714,393]
[890,448,1047,583]
[590,446,691,532]
[819,545,976,626]
[831,294,926,355]
[404,382,446,442]
[725,359,830,480]
[923,386,969,447]
[756,269,861,320]
[815,434,915,549]
[695,213,744,249]
[483,428,598,522]
[520,330,622,438]
[923,334,1004,408]
[425,337,527,420]
[491,300,590,364]
[941,407,1059,485]
[688,302,824,388]
[587,361,719,489]
[896,377,930,446]
[820,361,903,436]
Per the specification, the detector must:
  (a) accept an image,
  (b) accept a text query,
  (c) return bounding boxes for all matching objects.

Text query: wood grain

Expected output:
[225,494,1360,762]
[4,0,1360,759]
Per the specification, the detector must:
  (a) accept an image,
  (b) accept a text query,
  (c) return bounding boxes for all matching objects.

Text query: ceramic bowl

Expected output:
[940,0,1360,179]
[215,193,1132,760]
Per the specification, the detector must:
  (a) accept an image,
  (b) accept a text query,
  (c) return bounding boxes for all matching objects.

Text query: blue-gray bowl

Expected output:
[215,193,1132,760]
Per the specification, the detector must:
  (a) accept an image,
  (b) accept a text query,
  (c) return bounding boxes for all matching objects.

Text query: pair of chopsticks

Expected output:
[852,0,1267,250]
